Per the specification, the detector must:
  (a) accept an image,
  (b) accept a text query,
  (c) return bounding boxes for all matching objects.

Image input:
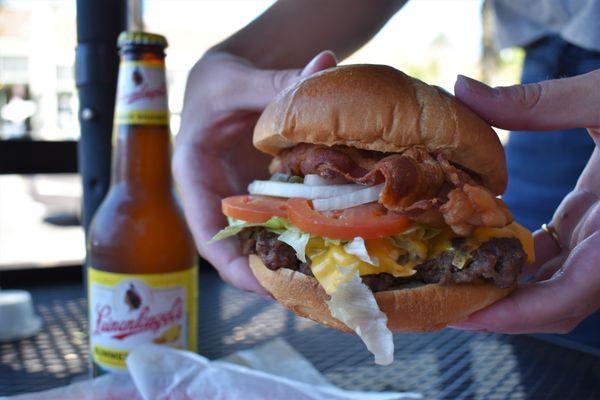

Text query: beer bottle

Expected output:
[87,31,197,376]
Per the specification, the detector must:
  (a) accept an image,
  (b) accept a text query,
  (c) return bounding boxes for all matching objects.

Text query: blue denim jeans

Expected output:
[504,35,598,348]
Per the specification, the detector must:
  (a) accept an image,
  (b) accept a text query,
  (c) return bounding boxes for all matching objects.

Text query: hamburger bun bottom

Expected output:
[249,254,513,333]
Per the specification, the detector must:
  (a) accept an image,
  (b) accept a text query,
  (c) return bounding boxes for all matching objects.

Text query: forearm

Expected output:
[210,0,407,68]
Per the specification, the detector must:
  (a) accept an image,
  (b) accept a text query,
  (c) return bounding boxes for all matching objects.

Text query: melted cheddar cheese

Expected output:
[308,240,415,293]
[307,222,534,294]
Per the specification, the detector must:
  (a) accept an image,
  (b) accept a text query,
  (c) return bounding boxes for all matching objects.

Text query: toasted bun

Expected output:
[249,254,513,333]
[254,64,507,194]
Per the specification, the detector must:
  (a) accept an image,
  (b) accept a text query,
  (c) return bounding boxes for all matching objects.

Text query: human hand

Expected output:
[450,70,600,334]
[172,50,337,295]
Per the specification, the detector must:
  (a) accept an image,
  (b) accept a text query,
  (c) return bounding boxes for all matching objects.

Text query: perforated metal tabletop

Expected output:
[1,268,599,399]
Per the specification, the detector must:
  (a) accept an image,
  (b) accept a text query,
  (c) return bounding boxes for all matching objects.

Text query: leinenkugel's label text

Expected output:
[115,60,169,125]
[88,266,197,373]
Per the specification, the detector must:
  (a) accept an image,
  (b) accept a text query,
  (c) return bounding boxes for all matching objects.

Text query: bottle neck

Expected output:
[113,125,171,193]
[112,49,171,194]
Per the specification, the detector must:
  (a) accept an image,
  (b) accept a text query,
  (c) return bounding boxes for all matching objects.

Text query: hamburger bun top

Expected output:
[249,254,513,332]
[254,64,507,195]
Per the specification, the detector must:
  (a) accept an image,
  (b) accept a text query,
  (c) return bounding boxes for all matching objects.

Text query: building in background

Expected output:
[0,1,78,140]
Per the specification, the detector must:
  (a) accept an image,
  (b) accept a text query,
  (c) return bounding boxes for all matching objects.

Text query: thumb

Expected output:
[454,70,600,132]
[298,50,339,77]
[239,50,337,110]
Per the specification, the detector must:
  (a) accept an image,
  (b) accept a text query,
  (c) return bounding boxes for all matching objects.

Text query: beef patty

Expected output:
[239,228,525,292]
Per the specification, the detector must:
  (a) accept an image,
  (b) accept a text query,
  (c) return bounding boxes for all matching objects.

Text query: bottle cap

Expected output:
[118,31,168,48]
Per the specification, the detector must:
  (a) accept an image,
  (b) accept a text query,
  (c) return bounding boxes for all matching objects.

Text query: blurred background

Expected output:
[0,0,523,271]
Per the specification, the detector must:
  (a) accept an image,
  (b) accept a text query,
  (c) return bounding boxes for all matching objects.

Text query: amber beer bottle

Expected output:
[87,32,197,376]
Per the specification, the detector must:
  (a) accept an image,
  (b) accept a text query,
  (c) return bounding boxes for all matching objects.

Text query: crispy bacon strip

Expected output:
[370,148,445,209]
[273,144,445,207]
[435,154,513,235]
[270,143,381,181]
[273,144,512,235]
[440,185,512,234]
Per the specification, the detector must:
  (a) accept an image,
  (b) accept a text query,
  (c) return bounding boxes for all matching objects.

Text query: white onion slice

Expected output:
[312,184,384,211]
[248,180,363,199]
[303,174,349,186]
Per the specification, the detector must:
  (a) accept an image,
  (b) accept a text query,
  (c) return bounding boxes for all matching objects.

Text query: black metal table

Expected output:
[1,268,599,399]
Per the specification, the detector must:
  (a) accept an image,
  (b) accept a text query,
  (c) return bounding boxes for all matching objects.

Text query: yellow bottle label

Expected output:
[115,60,169,125]
[88,266,198,372]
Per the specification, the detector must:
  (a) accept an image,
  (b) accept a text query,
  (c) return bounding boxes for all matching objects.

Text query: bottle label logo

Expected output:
[88,266,197,372]
[115,60,169,125]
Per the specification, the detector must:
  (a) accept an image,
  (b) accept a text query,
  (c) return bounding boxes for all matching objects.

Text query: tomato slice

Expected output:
[222,195,287,223]
[286,198,410,240]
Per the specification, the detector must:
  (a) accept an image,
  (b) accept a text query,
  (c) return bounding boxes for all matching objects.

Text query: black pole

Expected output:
[75,0,127,233]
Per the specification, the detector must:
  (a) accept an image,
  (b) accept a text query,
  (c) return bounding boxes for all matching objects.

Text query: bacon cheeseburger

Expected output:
[211,65,533,365]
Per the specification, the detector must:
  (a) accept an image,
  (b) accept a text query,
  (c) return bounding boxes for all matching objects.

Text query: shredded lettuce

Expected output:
[395,224,442,241]
[277,229,311,263]
[323,238,343,246]
[391,238,427,262]
[270,173,303,183]
[325,271,394,365]
[210,216,350,263]
[343,237,379,266]
[208,216,289,243]
[390,224,442,262]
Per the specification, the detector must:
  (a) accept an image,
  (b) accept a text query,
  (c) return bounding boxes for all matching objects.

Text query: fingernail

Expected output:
[302,50,337,76]
[456,75,499,98]
[321,50,338,63]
